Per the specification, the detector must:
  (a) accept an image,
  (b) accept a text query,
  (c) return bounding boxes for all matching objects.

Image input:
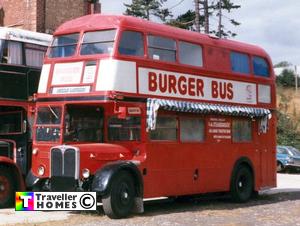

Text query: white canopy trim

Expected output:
[146,98,271,132]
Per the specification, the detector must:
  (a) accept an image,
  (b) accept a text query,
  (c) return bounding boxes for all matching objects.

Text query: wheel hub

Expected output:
[122,191,129,199]
[0,176,10,201]
[238,181,243,188]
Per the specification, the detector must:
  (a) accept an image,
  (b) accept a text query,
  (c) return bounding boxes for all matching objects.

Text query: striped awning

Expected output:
[147,98,271,131]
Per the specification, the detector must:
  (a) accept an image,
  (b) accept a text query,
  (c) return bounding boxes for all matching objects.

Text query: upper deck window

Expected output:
[253,56,269,77]
[48,33,79,58]
[179,41,203,67]
[118,31,144,57]
[0,40,22,64]
[80,29,116,55]
[230,51,250,74]
[25,43,47,67]
[148,35,176,62]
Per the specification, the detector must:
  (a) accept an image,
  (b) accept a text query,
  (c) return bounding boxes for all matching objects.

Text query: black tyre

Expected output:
[277,162,284,172]
[102,171,135,219]
[230,165,253,203]
[0,167,15,208]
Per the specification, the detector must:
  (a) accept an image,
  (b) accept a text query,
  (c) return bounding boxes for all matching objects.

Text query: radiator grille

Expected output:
[50,146,79,179]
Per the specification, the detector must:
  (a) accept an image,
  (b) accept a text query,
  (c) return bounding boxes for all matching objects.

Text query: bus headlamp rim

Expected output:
[82,168,90,179]
[38,165,45,176]
[32,148,39,155]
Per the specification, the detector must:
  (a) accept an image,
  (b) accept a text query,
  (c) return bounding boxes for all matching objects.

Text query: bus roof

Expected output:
[54,14,269,58]
[0,27,52,46]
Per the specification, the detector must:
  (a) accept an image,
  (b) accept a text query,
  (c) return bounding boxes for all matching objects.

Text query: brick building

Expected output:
[0,0,101,34]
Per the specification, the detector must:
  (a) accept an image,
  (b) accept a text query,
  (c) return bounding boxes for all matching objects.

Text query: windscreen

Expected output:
[36,106,62,142]
[64,105,103,143]
[48,33,79,58]
[80,29,116,55]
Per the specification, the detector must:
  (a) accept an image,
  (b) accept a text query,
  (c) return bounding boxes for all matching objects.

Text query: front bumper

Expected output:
[284,164,300,170]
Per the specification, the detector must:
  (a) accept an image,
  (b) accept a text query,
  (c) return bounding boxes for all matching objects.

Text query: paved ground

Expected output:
[1,173,300,226]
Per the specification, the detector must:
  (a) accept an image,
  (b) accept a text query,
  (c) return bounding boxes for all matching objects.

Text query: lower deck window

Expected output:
[232,119,252,142]
[150,117,177,141]
[108,117,141,141]
[180,118,204,142]
[0,111,22,134]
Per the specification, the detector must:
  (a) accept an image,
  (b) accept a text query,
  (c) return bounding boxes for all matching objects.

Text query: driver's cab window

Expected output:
[64,106,103,142]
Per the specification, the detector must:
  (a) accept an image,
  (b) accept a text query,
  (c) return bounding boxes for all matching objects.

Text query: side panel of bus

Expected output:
[142,111,276,198]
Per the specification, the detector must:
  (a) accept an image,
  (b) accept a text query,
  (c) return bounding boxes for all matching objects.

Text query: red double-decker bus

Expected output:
[0,27,51,207]
[28,15,276,218]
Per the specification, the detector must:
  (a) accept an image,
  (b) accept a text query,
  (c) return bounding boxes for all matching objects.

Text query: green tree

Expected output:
[124,0,171,22]
[277,111,300,149]
[166,10,197,30]
[169,0,241,38]
[276,69,297,87]
[274,61,292,68]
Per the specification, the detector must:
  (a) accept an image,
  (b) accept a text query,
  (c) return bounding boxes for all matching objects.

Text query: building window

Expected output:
[253,56,269,77]
[179,41,203,67]
[49,33,79,58]
[150,116,177,141]
[118,31,144,57]
[232,119,252,142]
[230,51,250,74]
[108,116,141,141]
[180,118,204,142]
[148,35,176,62]
[80,29,116,55]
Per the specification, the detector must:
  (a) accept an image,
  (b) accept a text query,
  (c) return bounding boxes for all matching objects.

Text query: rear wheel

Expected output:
[102,171,135,219]
[0,167,15,208]
[230,165,253,203]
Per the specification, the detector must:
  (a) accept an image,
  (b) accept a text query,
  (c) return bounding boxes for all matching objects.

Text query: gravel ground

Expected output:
[3,173,300,226]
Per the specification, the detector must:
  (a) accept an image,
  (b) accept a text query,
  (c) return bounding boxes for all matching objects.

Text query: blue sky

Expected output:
[101,0,300,66]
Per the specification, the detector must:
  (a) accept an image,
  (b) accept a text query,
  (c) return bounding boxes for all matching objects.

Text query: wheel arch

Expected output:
[92,161,144,198]
[230,157,255,190]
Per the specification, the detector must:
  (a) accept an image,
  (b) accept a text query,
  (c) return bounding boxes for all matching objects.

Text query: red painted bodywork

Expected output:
[31,15,276,198]
[0,139,26,191]
[0,100,34,191]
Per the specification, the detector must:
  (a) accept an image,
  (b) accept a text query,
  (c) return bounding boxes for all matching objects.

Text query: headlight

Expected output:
[82,168,90,179]
[32,148,39,155]
[38,165,45,176]
[287,157,294,164]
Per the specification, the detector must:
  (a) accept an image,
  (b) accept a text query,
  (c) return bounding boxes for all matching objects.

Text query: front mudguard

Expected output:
[25,170,46,190]
[91,160,144,213]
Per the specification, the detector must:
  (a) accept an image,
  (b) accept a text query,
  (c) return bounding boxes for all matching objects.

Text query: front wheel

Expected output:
[230,165,253,203]
[0,167,15,208]
[102,171,135,219]
[277,162,284,172]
